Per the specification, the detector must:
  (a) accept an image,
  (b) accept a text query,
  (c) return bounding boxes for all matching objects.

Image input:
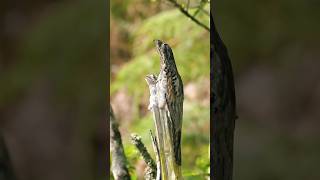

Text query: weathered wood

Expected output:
[145,74,168,180]
[146,77,172,180]
[211,11,237,180]
[149,130,161,180]
[110,106,131,180]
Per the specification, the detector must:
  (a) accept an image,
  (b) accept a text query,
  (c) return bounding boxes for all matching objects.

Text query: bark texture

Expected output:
[110,106,131,180]
[131,133,156,180]
[211,12,237,180]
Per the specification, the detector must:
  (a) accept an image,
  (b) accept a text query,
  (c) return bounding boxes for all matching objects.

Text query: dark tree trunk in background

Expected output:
[211,11,237,180]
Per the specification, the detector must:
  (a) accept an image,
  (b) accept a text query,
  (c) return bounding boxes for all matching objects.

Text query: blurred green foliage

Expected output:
[111,7,209,96]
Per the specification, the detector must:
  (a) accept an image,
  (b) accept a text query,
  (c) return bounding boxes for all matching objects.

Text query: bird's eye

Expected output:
[163,44,170,51]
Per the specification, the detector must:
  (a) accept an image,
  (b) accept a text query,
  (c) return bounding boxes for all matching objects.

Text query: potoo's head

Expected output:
[154,39,176,68]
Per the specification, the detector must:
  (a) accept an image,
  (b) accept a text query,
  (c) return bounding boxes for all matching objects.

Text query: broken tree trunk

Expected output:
[211,11,237,180]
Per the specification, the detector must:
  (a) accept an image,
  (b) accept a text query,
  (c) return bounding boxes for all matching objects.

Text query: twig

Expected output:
[110,106,131,180]
[149,130,161,180]
[167,0,210,32]
[186,0,190,10]
[130,133,157,180]
[200,7,210,16]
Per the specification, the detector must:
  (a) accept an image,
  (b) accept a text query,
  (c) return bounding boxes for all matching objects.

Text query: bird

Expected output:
[154,39,184,166]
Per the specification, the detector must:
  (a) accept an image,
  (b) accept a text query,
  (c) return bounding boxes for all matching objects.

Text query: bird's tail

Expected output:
[173,129,181,165]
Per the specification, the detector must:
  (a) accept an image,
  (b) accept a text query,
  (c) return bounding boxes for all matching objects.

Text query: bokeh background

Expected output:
[215,1,320,180]
[110,0,210,179]
[0,0,107,180]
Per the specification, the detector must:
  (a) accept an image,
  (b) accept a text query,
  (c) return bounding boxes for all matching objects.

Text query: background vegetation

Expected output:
[110,0,210,179]
[1,1,106,180]
[215,1,320,179]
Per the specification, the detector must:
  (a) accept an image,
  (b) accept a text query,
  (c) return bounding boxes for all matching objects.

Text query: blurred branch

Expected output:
[166,0,210,32]
[193,0,208,17]
[149,130,161,180]
[200,8,210,16]
[110,106,131,180]
[186,0,190,10]
[130,133,157,180]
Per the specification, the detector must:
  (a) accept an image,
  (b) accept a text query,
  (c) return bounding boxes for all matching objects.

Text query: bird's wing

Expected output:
[165,96,182,165]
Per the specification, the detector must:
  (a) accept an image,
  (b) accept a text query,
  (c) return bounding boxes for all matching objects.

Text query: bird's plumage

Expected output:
[154,40,183,165]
